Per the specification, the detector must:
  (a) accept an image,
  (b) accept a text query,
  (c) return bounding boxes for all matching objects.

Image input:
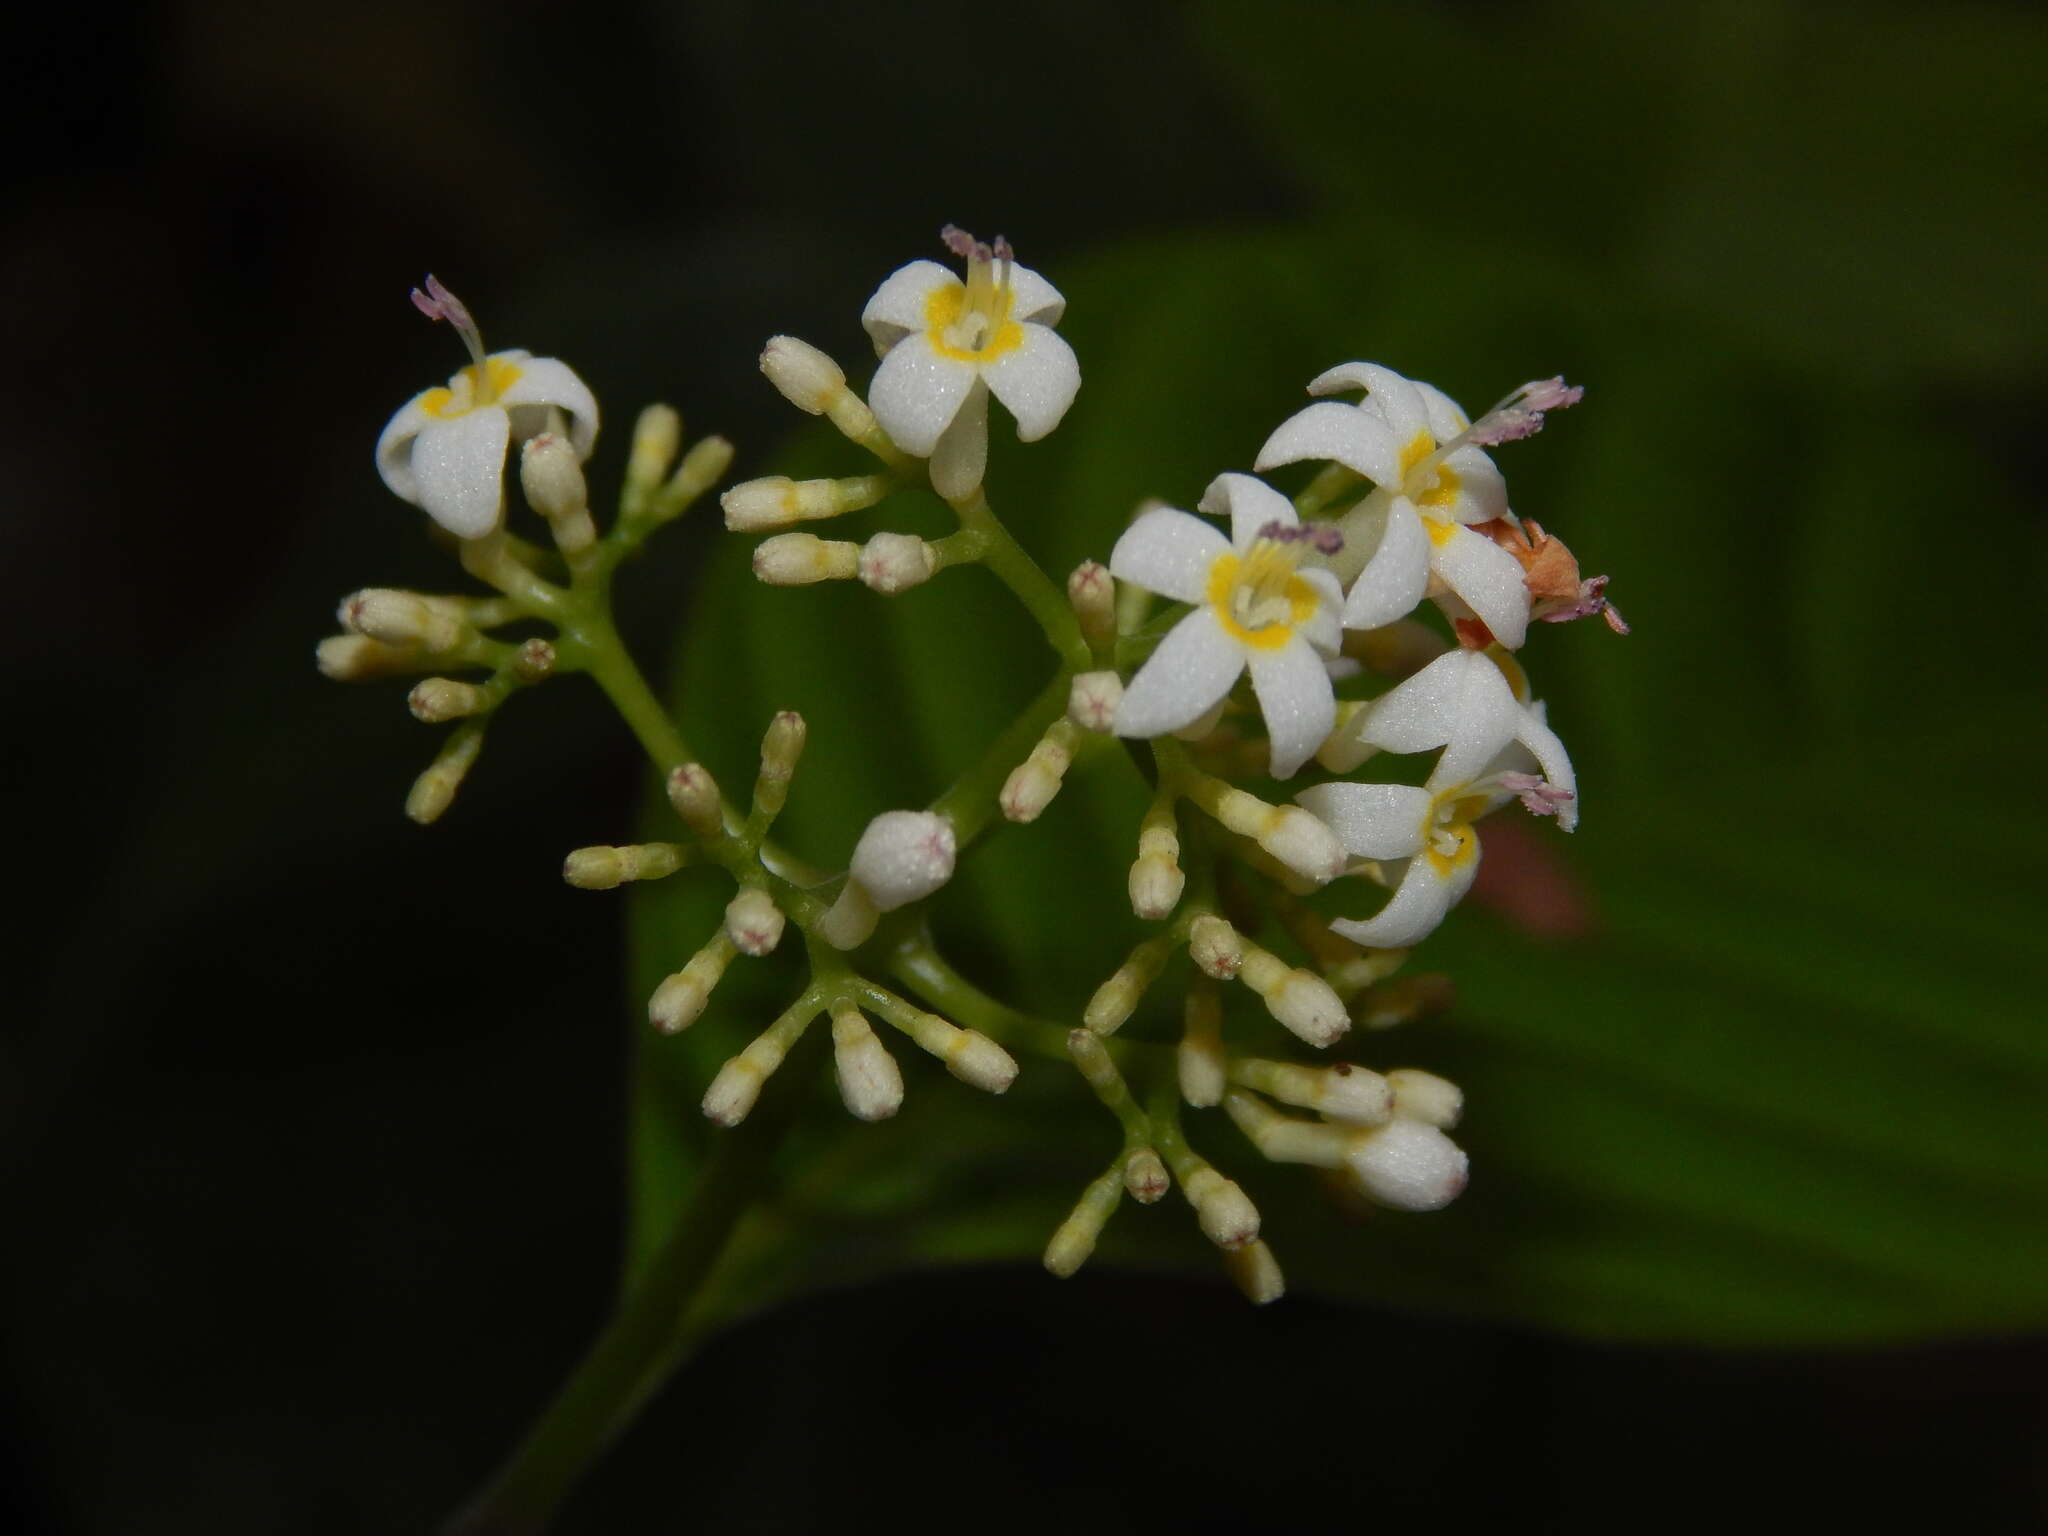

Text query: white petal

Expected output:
[928,381,989,501]
[1256,401,1404,487]
[1299,568,1344,653]
[1341,498,1430,630]
[495,354,599,458]
[982,324,1079,441]
[1440,445,1508,524]
[1513,705,1580,832]
[1322,362,1430,448]
[1248,637,1338,779]
[1364,650,1520,783]
[1005,263,1065,326]
[1294,782,1431,860]
[410,407,510,539]
[1110,506,1230,606]
[1198,472,1297,548]
[1114,610,1245,738]
[1414,381,1473,441]
[1329,850,1478,949]
[375,391,438,505]
[1432,524,1531,649]
[867,339,977,457]
[861,260,955,354]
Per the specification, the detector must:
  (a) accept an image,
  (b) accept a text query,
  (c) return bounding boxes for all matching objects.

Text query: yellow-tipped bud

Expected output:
[1225,1239,1286,1305]
[564,842,685,891]
[665,763,725,838]
[407,677,490,723]
[751,532,860,585]
[405,727,483,824]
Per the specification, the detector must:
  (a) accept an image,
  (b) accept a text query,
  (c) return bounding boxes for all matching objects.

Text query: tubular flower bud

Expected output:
[1178,979,1226,1108]
[703,997,821,1128]
[1066,561,1117,654]
[647,434,735,525]
[723,474,887,532]
[564,842,685,890]
[1083,936,1170,1035]
[723,887,786,956]
[1226,1240,1286,1305]
[1387,1068,1464,1128]
[1123,1147,1169,1204]
[1222,1090,1355,1167]
[512,638,557,682]
[649,935,736,1034]
[1180,1161,1260,1251]
[1000,719,1078,823]
[520,432,593,554]
[1190,778,1346,886]
[1044,1162,1124,1279]
[407,678,490,722]
[340,589,468,652]
[1128,795,1183,920]
[752,532,860,585]
[818,811,957,950]
[859,532,937,594]
[665,763,725,838]
[406,727,483,824]
[623,403,682,515]
[752,710,807,824]
[760,335,847,415]
[316,633,424,681]
[1066,671,1123,733]
[1229,1058,1392,1125]
[830,1002,903,1122]
[1188,915,1247,981]
[1236,944,1350,1048]
[873,1001,1019,1093]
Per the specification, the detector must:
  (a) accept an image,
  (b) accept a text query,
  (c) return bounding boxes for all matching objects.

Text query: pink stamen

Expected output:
[408,273,486,375]
[1536,573,1630,634]
[1497,773,1576,817]
[1257,520,1344,554]
[1465,376,1585,448]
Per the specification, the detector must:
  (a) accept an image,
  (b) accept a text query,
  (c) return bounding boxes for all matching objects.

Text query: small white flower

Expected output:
[861,226,1079,501]
[1111,474,1344,779]
[376,276,598,539]
[1296,649,1576,949]
[1257,363,1558,649]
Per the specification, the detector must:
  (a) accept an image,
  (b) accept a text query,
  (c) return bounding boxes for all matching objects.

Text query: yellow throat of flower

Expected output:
[1207,539,1317,651]
[1400,430,1464,527]
[925,245,1024,363]
[1422,785,1488,876]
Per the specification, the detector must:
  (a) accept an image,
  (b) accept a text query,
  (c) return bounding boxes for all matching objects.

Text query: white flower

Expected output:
[1257,362,1541,648]
[376,276,598,539]
[860,226,1079,501]
[1110,473,1345,779]
[1295,649,1576,948]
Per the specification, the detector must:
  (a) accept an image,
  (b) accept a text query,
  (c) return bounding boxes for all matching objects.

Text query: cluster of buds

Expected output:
[333,231,1625,1312]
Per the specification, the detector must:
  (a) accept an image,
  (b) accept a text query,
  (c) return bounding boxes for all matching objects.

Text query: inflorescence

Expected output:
[325,230,1625,1306]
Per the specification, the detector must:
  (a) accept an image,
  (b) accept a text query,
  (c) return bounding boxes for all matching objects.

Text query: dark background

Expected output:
[6,1,2044,1531]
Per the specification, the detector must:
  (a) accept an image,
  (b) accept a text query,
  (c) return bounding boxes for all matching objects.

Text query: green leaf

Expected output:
[631,224,2048,1344]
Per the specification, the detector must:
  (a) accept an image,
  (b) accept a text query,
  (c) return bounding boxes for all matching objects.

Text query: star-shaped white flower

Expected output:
[861,226,1079,502]
[1110,473,1345,779]
[1296,648,1576,948]
[376,276,599,539]
[1257,363,1567,649]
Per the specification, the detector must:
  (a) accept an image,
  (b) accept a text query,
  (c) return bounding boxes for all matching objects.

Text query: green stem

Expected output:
[442,1033,819,1536]
[951,487,1090,669]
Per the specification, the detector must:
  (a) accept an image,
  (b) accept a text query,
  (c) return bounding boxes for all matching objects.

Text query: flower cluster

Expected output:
[328,231,1624,1317]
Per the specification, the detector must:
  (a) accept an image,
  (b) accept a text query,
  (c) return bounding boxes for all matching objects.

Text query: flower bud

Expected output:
[1188,915,1246,980]
[520,433,592,549]
[830,1003,902,1122]
[1083,937,1168,1035]
[511,637,556,682]
[723,887,785,956]
[1196,782,1345,885]
[564,842,684,890]
[647,434,735,524]
[1000,723,1075,823]
[1222,1089,1353,1166]
[859,532,936,594]
[1066,561,1117,655]
[1178,981,1225,1108]
[752,710,806,823]
[1239,948,1349,1048]
[1127,851,1184,922]
[1066,671,1123,733]
[1181,1161,1260,1251]
[1230,1058,1391,1125]
[849,811,955,910]
[760,335,846,414]
[649,936,735,1034]
[340,589,466,652]
[405,727,482,824]
[1123,1147,1169,1205]
[407,677,490,723]
[751,532,860,584]
[624,404,682,510]
[316,633,422,681]
[1387,1068,1464,1128]
[1344,1120,1469,1211]
[1225,1239,1285,1306]
[665,763,725,838]
[1043,1165,1123,1279]
[943,1028,1018,1094]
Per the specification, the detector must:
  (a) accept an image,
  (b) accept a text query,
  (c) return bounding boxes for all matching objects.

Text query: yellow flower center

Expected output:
[1399,429,1464,534]
[419,357,525,418]
[1421,785,1488,877]
[924,247,1025,363]
[1206,540,1319,651]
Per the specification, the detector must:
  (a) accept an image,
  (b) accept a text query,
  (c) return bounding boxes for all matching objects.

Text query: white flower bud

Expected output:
[701,1058,765,1128]
[1230,1058,1391,1125]
[760,335,846,415]
[1123,1147,1169,1204]
[814,879,880,951]
[1044,1165,1123,1279]
[1181,1162,1260,1250]
[316,633,422,681]
[1066,670,1123,733]
[1388,1068,1464,1128]
[1000,727,1074,823]
[647,434,734,524]
[1066,561,1117,654]
[1083,939,1167,1035]
[944,1029,1018,1094]
[859,532,936,594]
[1257,807,1346,885]
[830,1004,902,1122]
[1345,1120,1469,1211]
[407,677,490,723]
[723,887,785,956]
[1237,946,1349,1047]
[564,842,684,890]
[1188,915,1246,980]
[649,937,735,1034]
[405,727,482,824]
[752,710,806,824]
[1222,1089,1354,1167]
[751,531,859,584]
[340,589,466,652]
[1225,1239,1286,1305]
[849,810,955,910]
[1128,852,1184,921]
[665,763,724,838]
[520,431,590,524]
[1178,983,1226,1108]
[625,404,682,504]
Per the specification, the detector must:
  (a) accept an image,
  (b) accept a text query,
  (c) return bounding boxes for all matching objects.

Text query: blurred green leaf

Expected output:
[631,224,2046,1344]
